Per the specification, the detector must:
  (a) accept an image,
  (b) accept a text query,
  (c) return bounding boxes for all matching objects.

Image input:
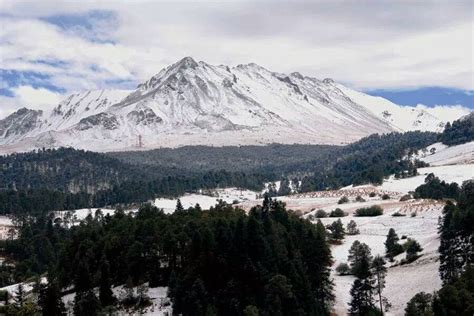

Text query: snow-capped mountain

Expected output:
[0,57,468,153]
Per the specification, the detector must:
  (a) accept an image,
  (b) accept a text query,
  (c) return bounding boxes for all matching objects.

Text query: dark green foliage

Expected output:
[5,201,334,315]
[414,174,460,200]
[439,113,474,146]
[329,208,346,217]
[328,219,345,241]
[438,182,474,284]
[355,205,383,217]
[381,194,390,200]
[349,278,377,315]
[348,241,373,279]
[399,194,412,201]
[336,263,351,276]
[355,195,365,202]
[38,280,65,316]
[404,239,423,262]
[301,132,437,191]
[0,131,437,216]
[385,228,404,261]
[405,292,433,316]
[338,196,349,204]
[74,290,101,316]
[406,266,474,316]
[369,192,377,197]
[315,209,327,218]
[372,256,388,313]
[392,211,406,217]
[432,266,474,316]
[99,259,115,307]
[347,220,360,235]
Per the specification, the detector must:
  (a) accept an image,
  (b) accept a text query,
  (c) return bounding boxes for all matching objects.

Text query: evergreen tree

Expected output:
[38,281,65,316]
[405,239,423,262]
[175,199,184,212]
[14,283,25,307]
[405,292,433,316]
[329,219,345,241]
[349,278,376,315]
[99,258,115,307]
[348,241,373,278]
[372,255,388,314]
[73,290,101,316]
[347,220,360,235]
[385,228,402,260]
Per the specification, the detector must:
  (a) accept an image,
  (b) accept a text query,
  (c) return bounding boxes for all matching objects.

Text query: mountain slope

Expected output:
[0,57,467,153]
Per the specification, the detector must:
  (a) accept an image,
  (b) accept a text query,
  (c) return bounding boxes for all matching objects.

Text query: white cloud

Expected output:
[416,104,472,122]
[0,86,63,118]
[0,1,472,119]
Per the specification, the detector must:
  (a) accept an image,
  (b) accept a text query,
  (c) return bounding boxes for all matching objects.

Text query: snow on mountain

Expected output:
[334,83,461,132]
[0,57,468,153]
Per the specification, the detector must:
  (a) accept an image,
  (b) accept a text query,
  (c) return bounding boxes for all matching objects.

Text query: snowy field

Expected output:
[154,187,257,213]
[62,284,172,316]
[315,199,444,315]
[416,141,474,166]
[380,164,473,193]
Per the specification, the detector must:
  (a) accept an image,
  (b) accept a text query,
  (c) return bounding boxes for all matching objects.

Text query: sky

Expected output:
[0,0,473,118]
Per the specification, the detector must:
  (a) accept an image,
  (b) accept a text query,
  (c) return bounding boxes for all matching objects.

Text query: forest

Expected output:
[438,112,473,146]
[1,198,334,315]
[0,131,437,215]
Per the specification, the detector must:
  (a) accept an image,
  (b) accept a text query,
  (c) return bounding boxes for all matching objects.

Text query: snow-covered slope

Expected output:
[0,57,467,153]
[335,84,470,132]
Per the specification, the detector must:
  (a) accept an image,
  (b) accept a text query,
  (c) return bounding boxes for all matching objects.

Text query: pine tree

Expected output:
[372,255,388,314]
[348,241,373,278]
[38,281,65,316]
[73,290,101,316]
[99,258,115,307]
[349,278,375,315]
[329,219,345,241]
[175,199,184,212]
[405,292,433,316]
[347,220,360,235]
[384,228,402,260]
[14,283,25,307]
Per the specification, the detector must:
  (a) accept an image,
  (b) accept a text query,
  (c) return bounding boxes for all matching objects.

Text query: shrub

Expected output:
[411,211,417,217]
[401,235,407,240]
[369,192,377,197]
[355,205,383,217]
[404,238,423,262]
[355,195,366,202]
[328,219,345,241]
[315,209,328,218]
[338,196,349,204]
[336,262,351,275]
[381,194,390,200]
[399,194,412,201]
[329,208,346,217]
[391,211,406,217]
[346,220,360,235]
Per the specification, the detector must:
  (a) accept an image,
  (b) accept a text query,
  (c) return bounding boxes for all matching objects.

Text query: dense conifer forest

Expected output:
[438,112,473,146]
[0,198,335,315]
[0,131,437,215]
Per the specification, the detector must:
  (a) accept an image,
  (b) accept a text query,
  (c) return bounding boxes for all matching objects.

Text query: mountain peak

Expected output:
[172,56,199,70]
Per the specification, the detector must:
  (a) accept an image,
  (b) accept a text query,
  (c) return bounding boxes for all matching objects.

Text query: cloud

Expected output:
[0,0,472,119]
[0,85,63,118]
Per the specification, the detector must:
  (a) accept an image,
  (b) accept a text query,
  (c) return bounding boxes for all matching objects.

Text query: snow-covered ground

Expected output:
[381,164,473,193]
[315,199,444,315]
[415,141,474,166]
[62,284,172,316]
[154,187,257,213]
